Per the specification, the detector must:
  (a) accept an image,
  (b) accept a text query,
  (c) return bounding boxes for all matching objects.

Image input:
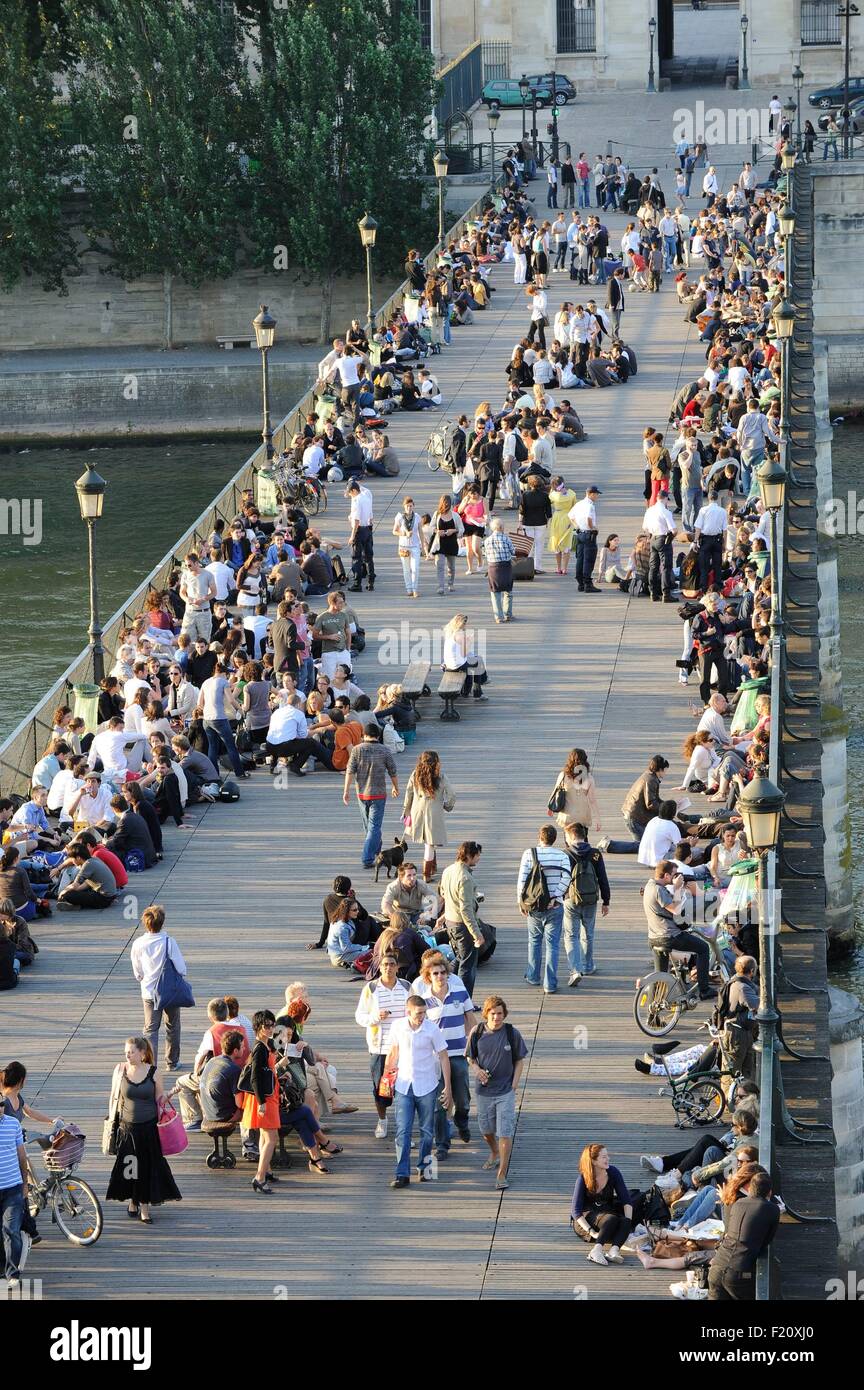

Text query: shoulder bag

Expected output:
[547,777,567,816]
[152,939,195,1012]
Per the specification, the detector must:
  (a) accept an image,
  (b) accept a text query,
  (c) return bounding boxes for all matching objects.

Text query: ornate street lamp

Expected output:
[487,106,500,179]
[357,212,378,342]
[792,64,804,149]
[74,465,108,683]
[433,149,449,245]
[647,16,657,94]
[252,303,277,463]
[740,12,750,92]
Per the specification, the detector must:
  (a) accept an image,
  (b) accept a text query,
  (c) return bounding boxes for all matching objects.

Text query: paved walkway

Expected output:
[11,211,715,1301]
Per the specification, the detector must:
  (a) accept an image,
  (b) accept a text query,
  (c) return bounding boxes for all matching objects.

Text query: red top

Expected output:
[93,845,128,889]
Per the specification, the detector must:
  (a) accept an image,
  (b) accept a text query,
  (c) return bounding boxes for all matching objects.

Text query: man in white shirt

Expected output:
[638,802,686,869]
[205,549,235,602]
[702,166,718,206]
[386,995,451,1187]
[264,700,332,775]
[642,497,678,601]
[179,553,216,644]
[346,480,375,591]
[658,209,677,272]
[694,489,728,590]
[332,346,366,421]
[355,954,412,1138]
[243,604,271,659]
[418,369,442,404]
[88,717,146,784]
[568,486,602,592]
[674,207,691,266]
[123,661,152,709]
[768,94,782,134]
[130,904,188,1069]
[698,692,747,751]
[66,773,116,830]
[302,440,326,480]
[199,670,246,778]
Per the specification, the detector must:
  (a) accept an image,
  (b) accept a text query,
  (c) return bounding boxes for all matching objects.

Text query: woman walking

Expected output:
[402,751,456,883]
[518,475,552,573]
[482,518,516,623]
[552,748,601,832]
[392,496,426,599]
[456,484,488,576]
[431,495,462,595]
[547,477,577,574]
[512,228,527,286]
[105,1036,182,1224]
[237,1010,282,1194]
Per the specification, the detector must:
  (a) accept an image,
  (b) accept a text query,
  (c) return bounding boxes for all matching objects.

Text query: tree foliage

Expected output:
[0,4,78,293]
[69,0,247,287]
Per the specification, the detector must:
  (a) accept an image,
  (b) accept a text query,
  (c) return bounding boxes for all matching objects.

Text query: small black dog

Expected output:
[375,836,408,881]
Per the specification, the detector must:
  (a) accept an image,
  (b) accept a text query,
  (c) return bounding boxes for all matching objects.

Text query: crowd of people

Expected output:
[1,128,795,1300]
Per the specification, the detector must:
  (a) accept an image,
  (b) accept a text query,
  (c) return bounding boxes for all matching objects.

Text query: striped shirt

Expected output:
[412,977,473,1055]
[0,1113,23,1188]
[355,979,412,1054]
[517,846,573,905]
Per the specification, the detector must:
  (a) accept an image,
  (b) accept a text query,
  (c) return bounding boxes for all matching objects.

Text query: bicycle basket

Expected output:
[44,1125,86,1173]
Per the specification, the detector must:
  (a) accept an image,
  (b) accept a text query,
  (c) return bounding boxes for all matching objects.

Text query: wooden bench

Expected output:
[401,660,431,720]
[438,668,469,721]
[216,335,256,350]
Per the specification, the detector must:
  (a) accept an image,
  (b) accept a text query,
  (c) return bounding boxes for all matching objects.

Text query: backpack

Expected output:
[520,849,552,913]
[568,851,600,907]
[218,778,241,801]
[468,1021,518,1083]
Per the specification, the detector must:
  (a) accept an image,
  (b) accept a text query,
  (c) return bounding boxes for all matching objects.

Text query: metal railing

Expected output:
[482,41,510,82]
[435,40,484,129]
[556,0,597,54]
[801,0,842,45]
[0,181,499,797]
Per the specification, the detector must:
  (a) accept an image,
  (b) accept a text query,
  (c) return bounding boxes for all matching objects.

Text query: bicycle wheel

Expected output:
[300,481,321,516]
[52,1175,103,1245]
[680,1079,726,1126]
[633,972,685,1037]
[427,448,442,471]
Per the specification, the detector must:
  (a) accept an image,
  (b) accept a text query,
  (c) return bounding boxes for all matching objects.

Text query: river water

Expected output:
[0,442,248,740]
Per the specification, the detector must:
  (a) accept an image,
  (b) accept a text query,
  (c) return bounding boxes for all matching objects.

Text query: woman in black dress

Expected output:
[432,494,461,595]
[105,1036,181,1224]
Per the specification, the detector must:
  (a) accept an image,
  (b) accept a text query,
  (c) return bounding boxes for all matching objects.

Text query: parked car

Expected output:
[817,97,864,134]
[808,77,864,108]
[525,73,577,106]
[481,78,553,110]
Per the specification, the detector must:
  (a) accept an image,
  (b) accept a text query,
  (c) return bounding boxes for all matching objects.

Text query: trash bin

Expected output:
[72,683,101,734]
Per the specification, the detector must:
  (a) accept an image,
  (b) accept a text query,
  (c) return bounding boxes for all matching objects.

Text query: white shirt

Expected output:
[698,706,731,746]
[130,931,187,1001]
[642,501,678,537]
[638,816,682,868]
[390,1015,447,1097]
[180,568,213,610]
[703,171,718,195]
[695,502,728,536]
[303,443,326,478]
[124,676,151,708]
[205,560,235,601]
[569,311,593,344]
[419,377,442,403]
[568,497,598,531]
[659,216,676,237]
[267,704,307,744]
[727,365,750,393]
[70,785,115,827]
[88,729,141,780]
[530,290,548,323]
[333,354,361,387]
[48,767,78,814]
[349,487,374,527]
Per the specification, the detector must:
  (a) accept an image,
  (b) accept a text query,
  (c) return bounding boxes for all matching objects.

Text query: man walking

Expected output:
[346,479,375,591]
[179,553,216,644]
[467,996,527,1191]
[546,159,560,209]
[439,841,487,998]
[562,822,610,987]
[658,207,678,273]
[693,488,728,592]
[517,824,572,995]
[642,493,678,602]
[343,725,399,870]
[605,268,626,338]
[130,905,189,1070]
[386,995,451,1187]
[568,485,603,593]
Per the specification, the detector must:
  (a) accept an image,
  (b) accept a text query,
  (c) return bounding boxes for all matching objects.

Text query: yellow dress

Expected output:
[548,489,577,552]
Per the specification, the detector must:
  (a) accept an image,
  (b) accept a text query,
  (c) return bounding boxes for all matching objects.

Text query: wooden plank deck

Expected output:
[4,215,816,1301]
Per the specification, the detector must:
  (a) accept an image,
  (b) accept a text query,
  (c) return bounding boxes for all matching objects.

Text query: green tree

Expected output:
[0,5,78,294]
[246,0,437,338]
[69,0,248,347]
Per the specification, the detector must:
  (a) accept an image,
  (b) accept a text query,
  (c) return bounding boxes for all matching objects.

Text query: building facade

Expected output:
[432,1,864,91]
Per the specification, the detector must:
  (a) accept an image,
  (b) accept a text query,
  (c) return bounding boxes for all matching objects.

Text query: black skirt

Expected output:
[105,1120,182,1206]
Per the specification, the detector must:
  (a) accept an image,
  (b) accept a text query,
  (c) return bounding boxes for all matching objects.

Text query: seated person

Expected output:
[325,896,368,968]
[170,736,220,802]
[103,794,158,868]
[65,772,116,834]
[9,786,63,852]
[198,1030,247,1128]
[379,861,438,926]
[330,709,363,771]
[56,843,117,911]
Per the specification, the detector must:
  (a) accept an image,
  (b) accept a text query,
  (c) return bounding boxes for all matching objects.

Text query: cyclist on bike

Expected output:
[642,860,713,1001]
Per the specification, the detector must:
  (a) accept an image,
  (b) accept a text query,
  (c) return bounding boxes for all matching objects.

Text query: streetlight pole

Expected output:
[647,16,657,94]
[487,107,500,182]
[433,149,449,247]
[773,296,795,467]
[519,73,528,143]
[530,87,538,159]
[757,457,788,649]
[739,13,750,92]
[74,465,108,684]
[792,64,804,151]
[838,5,861,159]
[357,213,378,344]
[252,303,277,463]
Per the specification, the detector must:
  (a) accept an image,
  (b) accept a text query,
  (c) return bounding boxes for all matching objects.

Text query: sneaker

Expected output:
[374,1117,388,1139]
[587,1245,608,1266]
[640,1154,663,1173]
[568,972,582,988]
[606,1245,624,1263]
[523,975,542,987]
[390,1176,410,1189]
[582,967,597,976]
[7,1275,21,1290]
[183,1120,202,1132]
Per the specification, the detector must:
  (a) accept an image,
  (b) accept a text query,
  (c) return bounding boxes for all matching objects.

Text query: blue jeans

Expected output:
[740,447,762,496]
[394,1086,437,1178]
[298,656,315,694]
[673,1182,719,1229]
[204,718,244,776]
[563,901,597,974]
[525,904,564,992]
[604,813,644,854]
[434,1056,471,1151]
[663,234,677,271]
[682,485,702,533]
[823,138,839,161]
[578,179,590,208]
[358,797,387,867]
[0,1184,24,1279]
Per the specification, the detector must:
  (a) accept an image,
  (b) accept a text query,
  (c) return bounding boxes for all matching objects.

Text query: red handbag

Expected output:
[156,1098,188,1156]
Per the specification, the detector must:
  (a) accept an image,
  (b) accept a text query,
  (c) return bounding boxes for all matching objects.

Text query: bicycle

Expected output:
[645,1038,727,1128]
[426,424,446,471]
[26,1126,103,1247]
[266,456,325,516]
[633,925,730,1038]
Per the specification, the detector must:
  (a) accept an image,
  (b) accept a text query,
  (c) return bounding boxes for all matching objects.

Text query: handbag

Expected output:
[547,778,567,816]
[235,719,252,755]
[152,946,195,1012]
[156,1098,188,1157]
[101,1114,119,1157]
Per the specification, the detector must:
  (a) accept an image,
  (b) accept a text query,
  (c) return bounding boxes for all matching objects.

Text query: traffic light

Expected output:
[547,123,555,136]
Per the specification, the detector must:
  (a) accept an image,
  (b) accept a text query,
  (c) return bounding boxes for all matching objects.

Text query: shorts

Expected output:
[475,1087,516,1139]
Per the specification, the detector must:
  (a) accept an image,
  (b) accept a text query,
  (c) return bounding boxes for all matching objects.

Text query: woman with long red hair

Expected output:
[570,1142,633,1265]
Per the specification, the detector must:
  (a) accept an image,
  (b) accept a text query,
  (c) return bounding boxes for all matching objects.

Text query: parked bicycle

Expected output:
[633,925,730,1037]
[644,1027,743,1128]
[26,1124,103,1247]
[266,455,326,515]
